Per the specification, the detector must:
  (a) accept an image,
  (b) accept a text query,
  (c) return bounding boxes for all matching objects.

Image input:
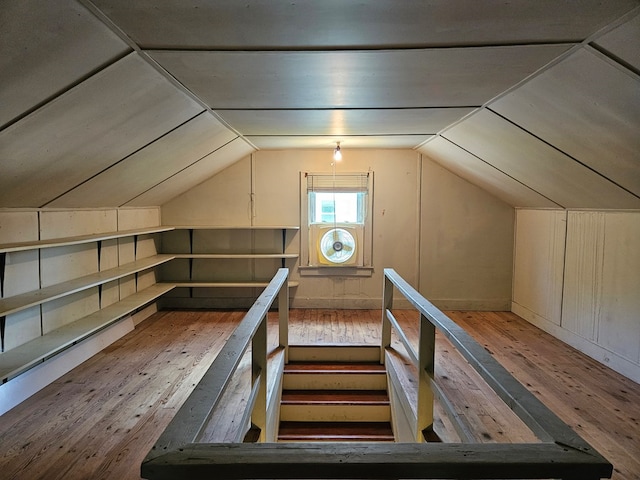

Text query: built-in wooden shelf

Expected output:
[173,281,299,288]
[0,254,175,318]
[168,225,299,230]
[172,253,299,259]
[0,283,176,382]
[0,226,175,254]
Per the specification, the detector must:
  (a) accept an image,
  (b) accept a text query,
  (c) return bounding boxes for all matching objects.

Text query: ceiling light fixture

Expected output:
[333,142,342,161]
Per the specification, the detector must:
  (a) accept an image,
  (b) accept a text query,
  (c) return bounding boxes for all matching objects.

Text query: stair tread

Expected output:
[278,421,394,441]
[284,362,386,374]
[281,389,390,405]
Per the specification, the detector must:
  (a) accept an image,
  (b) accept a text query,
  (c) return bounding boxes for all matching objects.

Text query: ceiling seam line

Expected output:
[40,111,208,208]
[119,136,242,207]
[141,41,580,53]
[486,107,640,201]
[587,42,640,78]
[436,136,564,209]
[0,49,133,133]
[211,106,482,111]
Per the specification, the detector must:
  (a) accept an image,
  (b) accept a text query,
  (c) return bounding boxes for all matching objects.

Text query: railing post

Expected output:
[251,314,268,442]
[381,270,393,364]
[416,313,435,442]
[278,278,289,363]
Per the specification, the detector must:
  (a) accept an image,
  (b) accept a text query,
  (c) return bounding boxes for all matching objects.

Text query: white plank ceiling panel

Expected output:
[0,0,130,128]
[216,108,475,136]
[149,46,571,109]
[442,109,640,209]
[491,47,640,198]
[246,135,431,150]
[126,138,255,207]
[0,53,205,208]
[92,0,639,49]
[49,113,237,208]
[419,137,560,208]
[592,12,640,71]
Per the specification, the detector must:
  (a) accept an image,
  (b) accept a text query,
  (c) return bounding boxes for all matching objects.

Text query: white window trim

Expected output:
[299,171,374,277]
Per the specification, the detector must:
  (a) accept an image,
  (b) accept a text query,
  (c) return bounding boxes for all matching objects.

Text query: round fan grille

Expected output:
[319,228,356,264]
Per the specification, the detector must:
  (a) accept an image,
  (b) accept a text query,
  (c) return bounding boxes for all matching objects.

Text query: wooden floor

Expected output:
[0,308,638,480]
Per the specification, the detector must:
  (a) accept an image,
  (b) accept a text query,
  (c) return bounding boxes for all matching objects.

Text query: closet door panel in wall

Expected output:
[561,212,604,341]
[513,209,566,325]
[597,212,640,364]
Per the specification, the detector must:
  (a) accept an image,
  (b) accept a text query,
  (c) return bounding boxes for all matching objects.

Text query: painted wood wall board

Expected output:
[159,260,191,283]
[561,212,605,342]
[39,209,118,240]
[160,230,191,255]
[593,12,640,71]
[598,212,640,363]
[419,137,560,208]
[419,159,514,309]
[192,258,253,283]
[127,138,254,207]
[490,47,640,197]
[216,109,475,136]
[118,207,161,231]
[0,211,38,244]
[443,109,640,209]
[41,289,100,334]
[40,244,98,288]
[2,251,39,298]
[100,280,121,309]
[0,53,204,208]
[136,270,158,291]
[92,0,638,49]
[0,0,129,127]
[49,114,236,208]
[117,238,136,300]
[246,135,432,150]
[99,239,119,271]
[193,230,252,255]
[513,210,566,326]
[135,235,160,260]
[3,308,41,351]
[160,156,252,226]
[150,45,571,109]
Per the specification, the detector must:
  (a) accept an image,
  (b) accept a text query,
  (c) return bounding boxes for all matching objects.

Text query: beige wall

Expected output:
[161,149,515,310]
[513,209,640,383]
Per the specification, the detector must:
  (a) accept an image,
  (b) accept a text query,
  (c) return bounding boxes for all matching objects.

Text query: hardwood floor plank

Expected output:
[0,308,637,479]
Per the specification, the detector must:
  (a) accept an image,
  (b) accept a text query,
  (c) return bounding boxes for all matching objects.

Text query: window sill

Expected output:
[298,266,374,277]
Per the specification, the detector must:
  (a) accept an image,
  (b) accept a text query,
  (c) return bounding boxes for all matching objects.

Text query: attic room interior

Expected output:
[1,1,639,479]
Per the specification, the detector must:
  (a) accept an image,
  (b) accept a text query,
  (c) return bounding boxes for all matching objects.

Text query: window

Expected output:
[300,172,373,274]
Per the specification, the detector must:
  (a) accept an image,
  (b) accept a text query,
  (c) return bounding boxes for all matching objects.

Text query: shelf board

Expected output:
[172,253,299,259]
[0,226,175,254]
[173,281,299,288]
[0,255,175,317]
[0,283,176,382]
[168,225,299,230]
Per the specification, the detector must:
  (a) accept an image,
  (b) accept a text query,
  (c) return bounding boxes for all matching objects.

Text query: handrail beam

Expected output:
[144,268,289,461]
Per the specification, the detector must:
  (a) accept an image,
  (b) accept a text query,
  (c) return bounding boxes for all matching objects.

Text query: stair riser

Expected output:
[278,436,394,442]
[280,404,391,422]
[283,373,387,391]
[288,346,380,363]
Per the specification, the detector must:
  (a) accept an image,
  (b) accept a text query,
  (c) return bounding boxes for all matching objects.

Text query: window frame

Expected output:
[299,171,374,276]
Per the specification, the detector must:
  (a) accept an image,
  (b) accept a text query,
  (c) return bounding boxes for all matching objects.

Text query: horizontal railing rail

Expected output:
[141,268,612,480]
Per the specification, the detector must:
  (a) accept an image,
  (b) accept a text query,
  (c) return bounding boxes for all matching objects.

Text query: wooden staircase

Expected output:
[278,345,394,442]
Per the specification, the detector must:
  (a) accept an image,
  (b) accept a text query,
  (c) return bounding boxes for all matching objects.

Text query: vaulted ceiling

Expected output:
[1,1,639,209]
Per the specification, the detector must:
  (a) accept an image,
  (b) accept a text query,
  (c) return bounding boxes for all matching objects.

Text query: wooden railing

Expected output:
[141,268,612,480]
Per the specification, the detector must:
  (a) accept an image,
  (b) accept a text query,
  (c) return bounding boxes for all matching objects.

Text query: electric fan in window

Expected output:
[318,227,356,264]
